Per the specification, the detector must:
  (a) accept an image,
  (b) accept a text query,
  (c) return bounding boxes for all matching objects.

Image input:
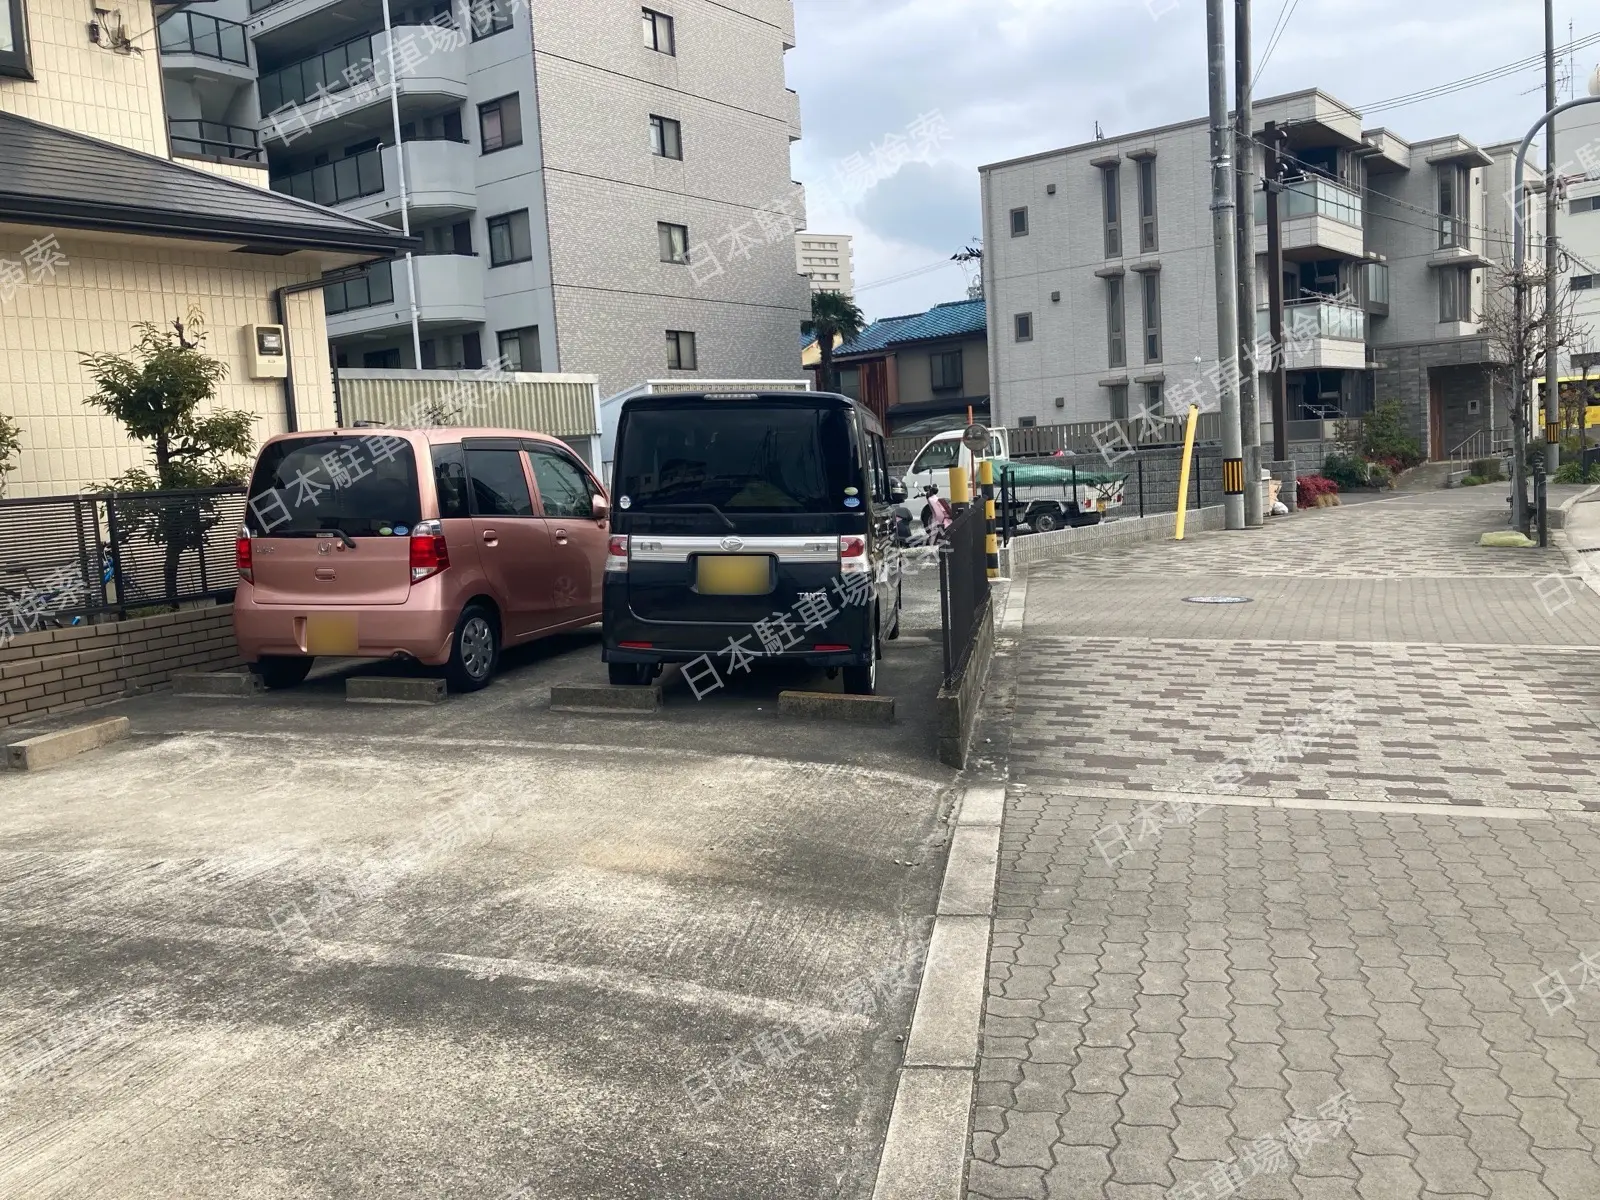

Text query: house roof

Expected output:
[0,111,419,256]
[835,297,986,358]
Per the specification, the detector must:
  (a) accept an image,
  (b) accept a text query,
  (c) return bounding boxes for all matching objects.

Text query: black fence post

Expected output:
[104,496,128,621]
[71,496,95,621]
[1138,456,1145,519]
[938,541,952,688]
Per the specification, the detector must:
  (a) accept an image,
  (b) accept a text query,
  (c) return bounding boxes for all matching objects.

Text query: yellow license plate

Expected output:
[696,555,772,596]
[304,612,359,655]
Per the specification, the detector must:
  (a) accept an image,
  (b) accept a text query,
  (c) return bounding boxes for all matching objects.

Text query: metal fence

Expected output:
[937,503,991,690]
[0,488,247,630]
[996,446,1225,546]
[887,413,1221,468]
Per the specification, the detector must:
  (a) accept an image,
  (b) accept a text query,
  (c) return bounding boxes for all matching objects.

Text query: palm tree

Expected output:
[803,290,867,393]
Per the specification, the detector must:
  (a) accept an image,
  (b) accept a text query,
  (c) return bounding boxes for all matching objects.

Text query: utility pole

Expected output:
[382,0,423,369]
[1264,121,1289,463]
[1207,0,1246,530]
[1543,0,1561,475]
[1235,0,1262,526]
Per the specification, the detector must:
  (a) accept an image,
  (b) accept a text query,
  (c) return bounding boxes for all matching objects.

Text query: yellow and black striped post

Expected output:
[1222,457,1246,498]
[979,459,999,578]
[1547,421,1562,446]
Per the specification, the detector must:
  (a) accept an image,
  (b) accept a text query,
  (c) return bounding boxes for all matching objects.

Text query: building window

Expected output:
[1014,312,1033,342]
[420,332,483,370]
[1101,164,1121,258]
[1106,276,1125,369]
[1572,197,1600,215]
[1572,274,1595,290]
[650,114,682,159]
[1437,164,1468,249]
[1010,207,1029,237]
[1141,272,1162,362]
[418,220,473,256]
[1108,384,1128,422]
[1143,380,1163,419]
[931,349,963,391]
[363,348,400,369]
[0,0,31,78]
[478,95,521,153]
[469,0,512,39]
[324,261,394,314]
[666,329,697,370]
[497,326,541,372]
[1137,158,1158,253]
[1439,267,1473,322]
[487,209,532,266]
[1017,416,1037,427]
[642,7,674,54]
[658,221,690,264]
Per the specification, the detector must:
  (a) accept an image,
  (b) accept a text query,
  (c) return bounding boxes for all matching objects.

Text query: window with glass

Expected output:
[666,329,697,370]
[1010,207,1029,237]
[487,210,532,266]
[1143,381,1164,419]
[417,220,472,256]
[1141,272,1162,362]
[1572,197,1600,215]
[1,0,32,77]
[1437,164,1468,249]
[478,95,521,153]
[1106,275,1125,368]
[465,449,534,517]
[931,349,963,390]
[497,327,541,372]
[468,0,512,39]
[1438,267,1473,322]
[1108,384,1128,422]
[1137,157,1158,253]
[324,261,394,314]
[658,222,690,264]
[530,447,596,518]
[650,114,683,160]
[642,7,674,53]
[1101,164,1121,257]
[1573,274,1596,291]
[1015,312,1033,342]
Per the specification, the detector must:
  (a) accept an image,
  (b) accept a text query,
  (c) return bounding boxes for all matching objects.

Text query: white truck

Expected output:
[900,427,1128,535]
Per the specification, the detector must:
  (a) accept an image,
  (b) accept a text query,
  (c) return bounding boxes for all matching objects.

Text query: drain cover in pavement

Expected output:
[1182,595,1254,604]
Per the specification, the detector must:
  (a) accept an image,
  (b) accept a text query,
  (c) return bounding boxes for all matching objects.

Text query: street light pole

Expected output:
[1235,0,1262,527]
[1543,0,1561,475]
[1207,0,1246,530]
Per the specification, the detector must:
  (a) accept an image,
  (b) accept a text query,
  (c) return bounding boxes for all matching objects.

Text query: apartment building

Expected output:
[155,0,811,396]
[0,0,413,496]
[1556,65,1600,382]
[795,232,853,295]
[979,88,1528,460]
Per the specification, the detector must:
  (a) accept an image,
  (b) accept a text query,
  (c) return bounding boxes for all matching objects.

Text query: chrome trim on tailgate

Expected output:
[630,535,838,563]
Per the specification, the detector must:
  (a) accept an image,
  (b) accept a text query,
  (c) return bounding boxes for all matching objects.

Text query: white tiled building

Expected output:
[795,233,853,296]
[979,88,1538,460]
[1555,64,1600,380]
[157,0,812,395]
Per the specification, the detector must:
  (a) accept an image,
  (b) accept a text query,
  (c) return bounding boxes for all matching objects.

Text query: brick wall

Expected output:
[0,605,239,730]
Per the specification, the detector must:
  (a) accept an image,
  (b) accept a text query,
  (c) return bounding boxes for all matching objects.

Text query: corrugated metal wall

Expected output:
[337,373,600,438]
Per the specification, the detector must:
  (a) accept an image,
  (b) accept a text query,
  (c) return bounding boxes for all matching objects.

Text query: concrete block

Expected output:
[870,1068,973,1200]
[174,671,264,697]
[777,690,895,723]
[347,676,448,705]
[549,683,662,713]
[958,784,1005,826]
[936,826,1001,917]
[7,716,130,771]
[904,915,994,1069]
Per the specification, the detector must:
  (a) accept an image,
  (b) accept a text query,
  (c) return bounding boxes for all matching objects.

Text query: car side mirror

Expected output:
[592,494,610,522]
[888,480,908,504]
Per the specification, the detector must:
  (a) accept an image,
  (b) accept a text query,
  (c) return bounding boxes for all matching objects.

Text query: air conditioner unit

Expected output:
[245,324,288,379]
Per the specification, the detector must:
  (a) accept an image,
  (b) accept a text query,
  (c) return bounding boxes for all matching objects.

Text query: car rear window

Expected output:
[616,404,856,514]
[246,435,421,536]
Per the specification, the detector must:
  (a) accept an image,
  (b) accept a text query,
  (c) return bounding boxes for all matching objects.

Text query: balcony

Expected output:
[324,254,485,340]
[1256,300,1366,371]
[271,139,475,224]
[259,29,466,151]
[158,11,253,81]
[784,88,801,142]
[169,119,264,165]
[1254,175,1365,260]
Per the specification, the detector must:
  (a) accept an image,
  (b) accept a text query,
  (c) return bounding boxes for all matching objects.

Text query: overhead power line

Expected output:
[1251,0,1301,92]
[854,258,958,293]
[1355,30,1600,116]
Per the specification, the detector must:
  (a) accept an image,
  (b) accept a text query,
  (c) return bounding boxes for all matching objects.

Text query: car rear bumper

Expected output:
[233,582,456,666]
[602,601,873,668]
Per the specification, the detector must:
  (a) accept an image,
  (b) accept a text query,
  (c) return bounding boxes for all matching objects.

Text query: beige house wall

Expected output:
[0,0,169,155]
[0,229,337,497]
[185,159,272,188]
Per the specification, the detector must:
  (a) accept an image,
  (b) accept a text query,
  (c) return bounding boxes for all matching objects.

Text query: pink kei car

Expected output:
[234,427,610,691]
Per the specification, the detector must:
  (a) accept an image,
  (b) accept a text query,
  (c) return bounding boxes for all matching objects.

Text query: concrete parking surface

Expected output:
[0,571,956,1199]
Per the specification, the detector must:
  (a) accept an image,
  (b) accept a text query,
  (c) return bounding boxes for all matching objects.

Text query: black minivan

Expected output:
[603,391,906,694]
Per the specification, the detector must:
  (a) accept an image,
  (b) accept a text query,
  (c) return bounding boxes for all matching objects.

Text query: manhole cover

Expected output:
[1182,595,1254,604]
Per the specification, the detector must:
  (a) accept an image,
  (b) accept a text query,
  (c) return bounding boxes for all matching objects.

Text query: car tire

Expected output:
[843,610,879,695]
[886,579,902,640]
[1031,508,1062,534]
[254,656,313,690]
[446,604,499,692]
[608,662,654,686]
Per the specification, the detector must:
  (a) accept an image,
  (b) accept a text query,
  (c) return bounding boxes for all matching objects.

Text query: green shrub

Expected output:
[1366,462,1393,489]
[1359,400,1425,469]
[1554,460,1593,484]
[1460,475,1488,487]
[1468,458,1504,482]
[1322,453,1369,491]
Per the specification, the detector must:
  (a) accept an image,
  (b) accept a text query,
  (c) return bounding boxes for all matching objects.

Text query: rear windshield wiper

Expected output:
[639,502,736,531]
[321,528,358,549]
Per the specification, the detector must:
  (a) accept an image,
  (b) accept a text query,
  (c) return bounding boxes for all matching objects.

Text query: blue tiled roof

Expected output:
[836,297,986,357]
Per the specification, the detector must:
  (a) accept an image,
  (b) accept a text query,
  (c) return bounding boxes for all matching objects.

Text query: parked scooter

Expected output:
[919,483,954,544]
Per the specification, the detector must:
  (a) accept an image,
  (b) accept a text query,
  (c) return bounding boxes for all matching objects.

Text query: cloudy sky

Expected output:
[786,0,1596,322]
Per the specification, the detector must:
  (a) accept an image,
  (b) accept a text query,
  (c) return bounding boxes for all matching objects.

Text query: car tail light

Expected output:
[409,519,449,583]
[839,534,869,575]
[236,534,252,583]
[813,643,850,652]
[619,640,653,649]
[606,534,629,573]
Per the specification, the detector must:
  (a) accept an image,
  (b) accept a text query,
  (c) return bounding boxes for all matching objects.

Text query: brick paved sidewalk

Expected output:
[970,490,1600,1200]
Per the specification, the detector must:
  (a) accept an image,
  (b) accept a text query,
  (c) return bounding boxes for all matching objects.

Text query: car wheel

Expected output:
[887,579,902,640]
[1031,508,1062,534]
[842,611,879,695]
[446,604,499,692]
[254,655,313,690]
[608,662,654,686]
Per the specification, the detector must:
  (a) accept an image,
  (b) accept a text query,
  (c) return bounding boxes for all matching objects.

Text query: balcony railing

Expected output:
[272,146,384,207]
[325,260,394,316]
[1254,175,1362,229]
[259,34,375,117]
[250,0,289,15]
[1256,299,1366,343]
[158,10,250,64]
[169,120,263,163]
